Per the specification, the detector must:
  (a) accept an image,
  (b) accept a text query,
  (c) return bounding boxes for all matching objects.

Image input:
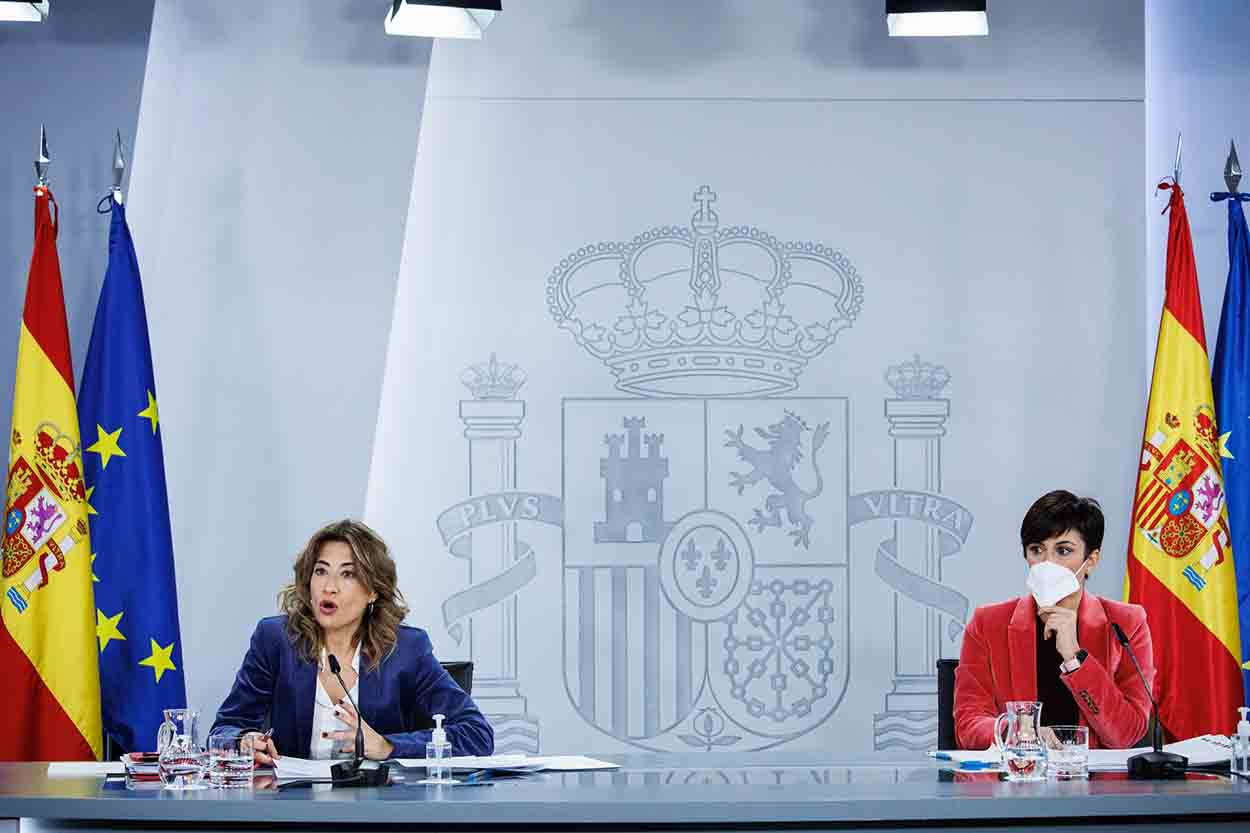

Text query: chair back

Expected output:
[936,658,959,750]
[412,660,475,731]
[441,660,474,696]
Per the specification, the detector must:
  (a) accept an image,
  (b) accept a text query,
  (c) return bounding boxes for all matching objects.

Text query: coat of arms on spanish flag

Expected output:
[1127,181,1242,739]
[0,187,100,760]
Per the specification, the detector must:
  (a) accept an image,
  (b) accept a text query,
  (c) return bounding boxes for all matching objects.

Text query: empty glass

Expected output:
[1045,725,1089,779]
[207,731,255,788]
[157,708,206,790]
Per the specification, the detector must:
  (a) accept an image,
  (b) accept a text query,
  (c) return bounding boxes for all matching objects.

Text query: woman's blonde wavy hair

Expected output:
[279,519,409,673]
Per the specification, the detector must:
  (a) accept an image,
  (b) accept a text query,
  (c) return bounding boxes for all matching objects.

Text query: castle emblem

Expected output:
[595,417,673,544]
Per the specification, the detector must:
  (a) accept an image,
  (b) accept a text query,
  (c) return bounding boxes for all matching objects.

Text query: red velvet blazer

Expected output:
[954,592,1154,750]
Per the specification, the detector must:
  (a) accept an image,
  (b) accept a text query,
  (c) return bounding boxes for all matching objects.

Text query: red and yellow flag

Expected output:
[1127,182,1242,739]
[0,188,100,760]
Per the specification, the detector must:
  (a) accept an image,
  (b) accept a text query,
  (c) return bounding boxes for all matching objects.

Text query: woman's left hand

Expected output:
[1038,605,1080,661]
[323,699,395,760]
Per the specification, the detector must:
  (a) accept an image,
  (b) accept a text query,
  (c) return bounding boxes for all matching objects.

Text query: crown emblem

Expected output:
[885,355,951,400]
[461,353,527,400]
[546,186,863,397]
[31,422,86,502]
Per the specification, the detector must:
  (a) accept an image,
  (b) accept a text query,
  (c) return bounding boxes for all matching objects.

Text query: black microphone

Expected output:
[326,653,389,787]
[327,654,365,764]
[1111,622,1187,779]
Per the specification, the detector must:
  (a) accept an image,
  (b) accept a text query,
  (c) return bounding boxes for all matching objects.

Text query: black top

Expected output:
[1035,616,1080,727]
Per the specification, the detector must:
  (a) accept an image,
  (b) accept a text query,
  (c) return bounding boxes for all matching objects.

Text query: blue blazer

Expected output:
[210,616,493,759]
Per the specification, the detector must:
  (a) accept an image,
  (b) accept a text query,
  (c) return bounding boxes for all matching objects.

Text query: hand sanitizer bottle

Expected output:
[422,714,457,784]
[1232,706,1250,779]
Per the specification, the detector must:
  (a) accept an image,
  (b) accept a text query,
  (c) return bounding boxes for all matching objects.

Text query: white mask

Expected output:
[1027,559,1082,607]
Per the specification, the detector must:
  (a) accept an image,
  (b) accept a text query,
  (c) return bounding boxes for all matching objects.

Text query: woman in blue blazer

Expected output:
[210,520,493,761]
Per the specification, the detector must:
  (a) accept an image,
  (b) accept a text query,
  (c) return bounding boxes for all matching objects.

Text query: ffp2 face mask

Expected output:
[1027,559,1082,608]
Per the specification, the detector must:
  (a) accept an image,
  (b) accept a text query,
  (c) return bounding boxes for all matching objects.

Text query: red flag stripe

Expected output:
[1137,489,1167,524]
[1159,183,1209,347]
[0,622,95,761]
[1127,557,1242,738]
[20,190,75,391]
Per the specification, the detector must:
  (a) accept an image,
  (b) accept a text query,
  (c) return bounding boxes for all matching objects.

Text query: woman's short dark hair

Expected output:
[1019,490,1104,557]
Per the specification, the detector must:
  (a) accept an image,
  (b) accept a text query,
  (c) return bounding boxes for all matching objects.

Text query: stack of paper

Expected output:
[274,753,619,781]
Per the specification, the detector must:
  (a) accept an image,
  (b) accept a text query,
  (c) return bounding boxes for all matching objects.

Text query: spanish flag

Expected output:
[1127,181,1242,739]
[0,187,100,760]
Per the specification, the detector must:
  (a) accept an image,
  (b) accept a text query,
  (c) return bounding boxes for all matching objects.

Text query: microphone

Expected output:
[1111,622,1187,779]
[326,653,389,788]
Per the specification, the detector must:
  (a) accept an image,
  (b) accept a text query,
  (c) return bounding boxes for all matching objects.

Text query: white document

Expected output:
[46,761,124,777]
[273,756,334,780]
[526,755,620,771]
[392,753,619,772]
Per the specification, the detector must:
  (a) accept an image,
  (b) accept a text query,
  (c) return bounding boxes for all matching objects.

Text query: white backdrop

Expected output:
[364,0,1145,756]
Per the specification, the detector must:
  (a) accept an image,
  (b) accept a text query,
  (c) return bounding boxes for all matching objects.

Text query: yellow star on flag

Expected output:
[85,485,98,516]
[86,424,127,470]
[139,639,177,683]
[96,609,126,652]
[138,390,159,434]
[90,553,99,583]
[1220,431,1235,459]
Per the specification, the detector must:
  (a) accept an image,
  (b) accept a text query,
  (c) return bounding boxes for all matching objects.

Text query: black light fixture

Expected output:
[886,0,987,37]
[384,0,500,39]
[0,1,48,22]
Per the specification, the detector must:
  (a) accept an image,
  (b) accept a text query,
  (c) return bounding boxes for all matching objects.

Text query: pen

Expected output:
[932,752,998,770]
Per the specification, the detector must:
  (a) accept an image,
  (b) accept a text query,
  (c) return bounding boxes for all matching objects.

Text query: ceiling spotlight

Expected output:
[384,0,499,39]
[0,1,49,22]
[886,0,987,37]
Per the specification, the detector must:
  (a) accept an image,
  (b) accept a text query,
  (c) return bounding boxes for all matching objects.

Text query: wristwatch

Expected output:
[1060,649,1088,675]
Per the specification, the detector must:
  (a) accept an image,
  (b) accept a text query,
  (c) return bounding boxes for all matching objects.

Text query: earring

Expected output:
[367,601,375,615]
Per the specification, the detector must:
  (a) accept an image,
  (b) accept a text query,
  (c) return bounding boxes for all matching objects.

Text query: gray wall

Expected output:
[0,0,154,429]
[125,0,431,734]
[1144,0,1250,372]
[364,0,1145,756]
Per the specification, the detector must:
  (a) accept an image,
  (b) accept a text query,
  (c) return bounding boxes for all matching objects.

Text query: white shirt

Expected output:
[309,645,360,760]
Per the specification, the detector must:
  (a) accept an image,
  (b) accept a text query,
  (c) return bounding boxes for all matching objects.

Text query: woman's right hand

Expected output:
[247,733,280,766]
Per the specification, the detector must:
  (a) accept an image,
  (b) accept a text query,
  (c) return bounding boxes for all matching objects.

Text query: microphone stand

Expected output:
[1111,624,1187,779]
[327,653,390,788]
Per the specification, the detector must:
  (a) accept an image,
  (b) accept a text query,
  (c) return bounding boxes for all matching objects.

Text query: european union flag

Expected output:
[1212,190,1250,705]
[78,198,186,752]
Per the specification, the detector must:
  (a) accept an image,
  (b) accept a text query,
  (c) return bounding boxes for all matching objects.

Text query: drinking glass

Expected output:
[207,732,255,788]
[1045,725,1089,779]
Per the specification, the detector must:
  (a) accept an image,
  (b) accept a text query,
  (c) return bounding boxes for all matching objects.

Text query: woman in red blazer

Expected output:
[955,491,1154,750]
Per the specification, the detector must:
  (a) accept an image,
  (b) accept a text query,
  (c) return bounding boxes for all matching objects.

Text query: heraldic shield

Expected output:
[562,397,850,751]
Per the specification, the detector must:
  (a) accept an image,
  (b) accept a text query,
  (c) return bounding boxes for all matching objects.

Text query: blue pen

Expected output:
[958,760,997,771]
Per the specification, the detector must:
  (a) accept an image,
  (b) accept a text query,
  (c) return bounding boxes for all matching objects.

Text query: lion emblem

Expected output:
[724,411,830,548]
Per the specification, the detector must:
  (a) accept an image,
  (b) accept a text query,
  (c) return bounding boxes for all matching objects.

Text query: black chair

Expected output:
[413,660,475,731]
[441,660,474,696]
[937,658,959,750]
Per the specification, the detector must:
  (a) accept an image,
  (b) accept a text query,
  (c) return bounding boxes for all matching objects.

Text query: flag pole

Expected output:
[34,124,49,190]
[1212,141,1249,205]
[111,130,125,205]
[1170,130,1180,185]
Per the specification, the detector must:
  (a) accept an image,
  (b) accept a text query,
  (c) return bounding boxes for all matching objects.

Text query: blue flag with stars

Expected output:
[1212,191,1250,705]
[78,198,186,752]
